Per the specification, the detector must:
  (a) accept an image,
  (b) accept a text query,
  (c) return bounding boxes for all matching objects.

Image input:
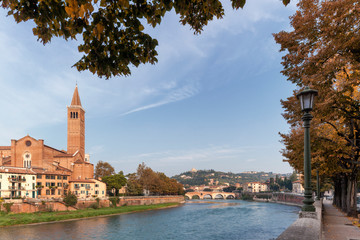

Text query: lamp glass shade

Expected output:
[296,87,318,112]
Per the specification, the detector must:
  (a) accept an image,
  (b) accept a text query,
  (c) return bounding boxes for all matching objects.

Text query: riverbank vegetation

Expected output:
[94,162,184,196]
[0,202,179,227]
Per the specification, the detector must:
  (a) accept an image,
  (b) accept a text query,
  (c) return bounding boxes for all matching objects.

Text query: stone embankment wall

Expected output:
[118,195,184,206]
[271,193,304,206]
[1,200,77,213]
[277,199,323,240]
[2,196,184,213]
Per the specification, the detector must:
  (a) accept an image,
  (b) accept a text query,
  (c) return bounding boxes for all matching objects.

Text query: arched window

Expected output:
[76,112,78,118]
[23,152,31,168]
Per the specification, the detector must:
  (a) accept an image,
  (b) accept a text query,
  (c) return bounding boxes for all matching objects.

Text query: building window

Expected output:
[102,191,104,194]
[23,152,31,168]
[57,183,62,187]
[46,175,50,179]
[57,176,61,180]
[46,190,50,195]
[50,175,55,179]
[63,176,67,180]
[81,191,85,194]
[37,182,41,186]
[58,189,61,195]
[32,176,35,180]
[95,190,98,194]
[51,189,55,195]
[38,175,42,179]
[95,184,99,188]
[81,184,84,187]
[46,182,50,187]
[51,182,55,187]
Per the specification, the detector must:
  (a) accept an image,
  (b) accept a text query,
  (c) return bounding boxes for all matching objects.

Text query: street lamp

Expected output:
[297,86,318,212]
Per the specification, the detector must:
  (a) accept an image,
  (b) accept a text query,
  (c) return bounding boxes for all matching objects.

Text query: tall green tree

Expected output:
[274,0,360,216]
[94,160,115,179]
[0,0,290,78]
[102,172,127,196]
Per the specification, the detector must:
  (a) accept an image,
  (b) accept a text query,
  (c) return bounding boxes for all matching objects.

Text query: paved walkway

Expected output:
[322,199,360,240]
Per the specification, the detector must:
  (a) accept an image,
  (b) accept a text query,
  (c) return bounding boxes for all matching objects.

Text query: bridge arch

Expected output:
[226,195,235,199]
[203,194,212,199]
[191,195,200,199]
[214,194,224,199]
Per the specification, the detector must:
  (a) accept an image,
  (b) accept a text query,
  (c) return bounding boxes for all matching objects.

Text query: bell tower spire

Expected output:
[67,85,85,158]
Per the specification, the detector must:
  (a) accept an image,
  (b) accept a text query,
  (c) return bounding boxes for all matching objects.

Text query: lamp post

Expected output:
[297,86,318,212]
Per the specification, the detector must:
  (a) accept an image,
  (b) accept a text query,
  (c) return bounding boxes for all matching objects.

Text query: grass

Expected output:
[0,202,180,227]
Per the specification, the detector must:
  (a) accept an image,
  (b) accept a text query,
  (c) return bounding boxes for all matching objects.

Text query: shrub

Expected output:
[3,202,14,213]
[109,197,120,207]
[241,194,253,201]
[63,192,77,207]
[89,203,99,209]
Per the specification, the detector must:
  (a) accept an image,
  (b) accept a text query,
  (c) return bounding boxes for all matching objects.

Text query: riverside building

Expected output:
[0,86,106,199]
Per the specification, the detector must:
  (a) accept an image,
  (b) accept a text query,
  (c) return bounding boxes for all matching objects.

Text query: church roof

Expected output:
[70,85,82,106]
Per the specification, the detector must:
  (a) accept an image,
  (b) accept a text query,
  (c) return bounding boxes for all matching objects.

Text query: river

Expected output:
[0,200,299,240]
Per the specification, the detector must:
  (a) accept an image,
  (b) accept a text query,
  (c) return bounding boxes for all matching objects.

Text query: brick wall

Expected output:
[2,196,184,213]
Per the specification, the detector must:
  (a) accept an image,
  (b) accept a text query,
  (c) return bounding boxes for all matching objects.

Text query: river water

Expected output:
[0,200,299,240]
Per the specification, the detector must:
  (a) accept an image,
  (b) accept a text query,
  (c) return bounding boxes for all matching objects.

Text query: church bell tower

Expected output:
[67,85,85,158]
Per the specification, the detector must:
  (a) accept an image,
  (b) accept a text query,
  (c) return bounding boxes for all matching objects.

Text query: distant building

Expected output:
[191,168,197,173]
[292,180,304,194]
[243,182,268,193]
[0,86,106,199]
[0,166,37,198]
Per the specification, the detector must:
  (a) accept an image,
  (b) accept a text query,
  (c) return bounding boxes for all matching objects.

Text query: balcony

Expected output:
[8,186,25,190]
[8,177,26,182]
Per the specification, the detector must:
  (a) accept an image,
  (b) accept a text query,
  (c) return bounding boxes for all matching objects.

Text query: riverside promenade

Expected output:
[322,199,360,240]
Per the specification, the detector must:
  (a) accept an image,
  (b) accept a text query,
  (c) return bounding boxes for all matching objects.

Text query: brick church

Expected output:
[0,86,105,199]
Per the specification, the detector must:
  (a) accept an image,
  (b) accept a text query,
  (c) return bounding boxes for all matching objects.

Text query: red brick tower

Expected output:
[67,85,85,158]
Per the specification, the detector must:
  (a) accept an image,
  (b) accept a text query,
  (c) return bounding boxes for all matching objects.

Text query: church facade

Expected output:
[0,86,106,199]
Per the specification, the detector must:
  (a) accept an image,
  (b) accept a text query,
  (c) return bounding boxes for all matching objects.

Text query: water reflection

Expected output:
[0,200,299,240]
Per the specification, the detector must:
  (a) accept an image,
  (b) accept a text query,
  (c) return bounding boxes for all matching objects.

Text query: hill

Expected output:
[172,169,289,187]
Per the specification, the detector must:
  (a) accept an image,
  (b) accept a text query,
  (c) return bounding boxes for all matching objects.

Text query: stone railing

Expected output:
[276,199,323,240]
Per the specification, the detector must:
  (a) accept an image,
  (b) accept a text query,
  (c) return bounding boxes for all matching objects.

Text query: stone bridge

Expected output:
[185,191,236,200]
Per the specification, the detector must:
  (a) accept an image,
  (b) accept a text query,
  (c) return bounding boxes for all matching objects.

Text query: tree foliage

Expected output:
[63,192,78,207]
[0,0,290,78]
[274,0,360,216]
[127,162,184,196]
[222,186,236,192]
[94,160,115,179]
[102,172,127,195]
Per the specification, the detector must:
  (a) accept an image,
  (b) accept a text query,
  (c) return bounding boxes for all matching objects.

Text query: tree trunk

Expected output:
[333,176,341,208]
[340,175,348,212]
[346,172,358,217]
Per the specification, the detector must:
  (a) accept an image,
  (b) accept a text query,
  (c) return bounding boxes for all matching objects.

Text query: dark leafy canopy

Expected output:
[1,0,290,79]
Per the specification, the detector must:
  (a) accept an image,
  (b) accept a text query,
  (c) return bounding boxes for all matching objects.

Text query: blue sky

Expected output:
[0,0,299,176]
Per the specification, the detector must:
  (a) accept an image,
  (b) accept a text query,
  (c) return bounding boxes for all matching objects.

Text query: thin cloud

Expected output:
[122,82,200,116]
